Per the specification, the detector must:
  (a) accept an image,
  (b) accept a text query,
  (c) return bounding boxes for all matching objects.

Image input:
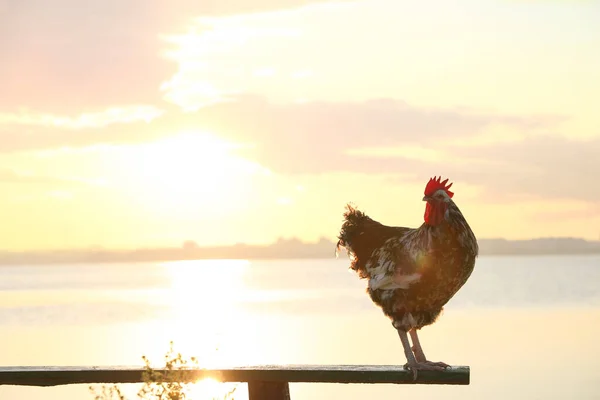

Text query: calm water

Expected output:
[1,255,600,400]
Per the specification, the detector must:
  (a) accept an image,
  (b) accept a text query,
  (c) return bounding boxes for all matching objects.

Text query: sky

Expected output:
[1,0,599,250]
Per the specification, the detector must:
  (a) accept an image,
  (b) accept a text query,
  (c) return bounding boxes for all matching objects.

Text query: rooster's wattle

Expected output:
[336,176,478,377]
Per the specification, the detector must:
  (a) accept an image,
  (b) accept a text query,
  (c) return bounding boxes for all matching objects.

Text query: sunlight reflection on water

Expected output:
[0,256,599,399]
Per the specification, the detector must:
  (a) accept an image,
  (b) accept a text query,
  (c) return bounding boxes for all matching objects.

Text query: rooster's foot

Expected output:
[403,361,448,380]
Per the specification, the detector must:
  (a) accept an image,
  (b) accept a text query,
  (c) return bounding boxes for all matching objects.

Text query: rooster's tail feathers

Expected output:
[336,203,369,256]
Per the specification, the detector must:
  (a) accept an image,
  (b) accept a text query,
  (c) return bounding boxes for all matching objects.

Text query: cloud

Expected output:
[0,168,100,186]
[0,105,169,153]
[1,2,169,112]
[0,106,163,129]
[179,96,560,172]
[1,94,594,204]
[0,169,64,184]
[0,125,158,155]
[446,136,600,203]
[0,0,342,112]
[376,135,600,204]
[179,97,597,204]
[7,95,523,154]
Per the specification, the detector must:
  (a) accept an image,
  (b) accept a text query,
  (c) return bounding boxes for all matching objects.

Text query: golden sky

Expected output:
[1,0,599,250]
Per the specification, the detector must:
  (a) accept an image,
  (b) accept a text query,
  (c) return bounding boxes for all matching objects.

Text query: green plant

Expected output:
[89,341,236,400]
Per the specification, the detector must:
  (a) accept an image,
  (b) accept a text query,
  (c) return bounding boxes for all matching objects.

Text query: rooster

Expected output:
[336,176,478,377]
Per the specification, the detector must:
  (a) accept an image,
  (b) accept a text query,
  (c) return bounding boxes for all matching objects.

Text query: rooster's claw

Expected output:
[403,362,448,380]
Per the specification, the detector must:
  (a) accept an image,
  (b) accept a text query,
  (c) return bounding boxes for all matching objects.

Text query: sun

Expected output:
[120,131,268,215]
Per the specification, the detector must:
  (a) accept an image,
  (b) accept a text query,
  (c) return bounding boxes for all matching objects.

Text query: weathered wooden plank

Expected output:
[247,381,290,400]
[0,365,469,386]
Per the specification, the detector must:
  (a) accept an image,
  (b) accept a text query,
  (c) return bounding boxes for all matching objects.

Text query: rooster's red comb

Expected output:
[424,176,454,198]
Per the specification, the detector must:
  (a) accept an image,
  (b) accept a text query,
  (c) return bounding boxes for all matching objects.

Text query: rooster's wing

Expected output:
[366,234,423,291]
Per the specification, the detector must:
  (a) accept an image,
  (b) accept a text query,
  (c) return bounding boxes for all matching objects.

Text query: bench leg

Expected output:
[247,381,290,400]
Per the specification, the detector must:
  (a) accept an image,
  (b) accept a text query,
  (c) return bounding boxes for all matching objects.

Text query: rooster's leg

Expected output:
[396,328,447,380]
[409,329,450,368]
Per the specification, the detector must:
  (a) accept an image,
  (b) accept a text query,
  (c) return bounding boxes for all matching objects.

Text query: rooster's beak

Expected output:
[422,196,430,202]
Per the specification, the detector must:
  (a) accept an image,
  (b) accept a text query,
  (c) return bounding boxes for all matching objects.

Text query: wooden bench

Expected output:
[0,365,470,399]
